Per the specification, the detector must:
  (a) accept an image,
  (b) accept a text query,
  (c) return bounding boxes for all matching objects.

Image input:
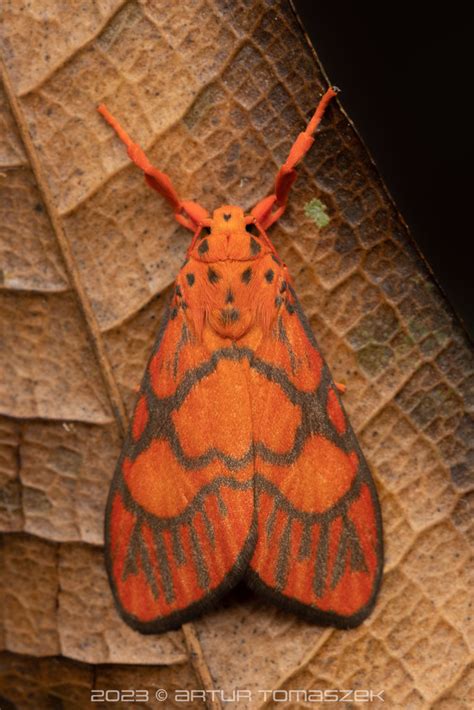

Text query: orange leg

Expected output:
[251,87,338,230]
[98,104,208,231]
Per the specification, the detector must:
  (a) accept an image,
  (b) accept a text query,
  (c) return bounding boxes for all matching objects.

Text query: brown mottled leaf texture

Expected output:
[0,1,472,708]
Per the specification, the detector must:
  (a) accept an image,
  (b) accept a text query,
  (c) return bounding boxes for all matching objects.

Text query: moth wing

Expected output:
[105,303,255,632]
[246,289,383,627]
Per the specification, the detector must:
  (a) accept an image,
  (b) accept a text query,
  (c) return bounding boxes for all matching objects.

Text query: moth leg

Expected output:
[335,382,346,394]
[97,104,208,231]
[251,87,338,230]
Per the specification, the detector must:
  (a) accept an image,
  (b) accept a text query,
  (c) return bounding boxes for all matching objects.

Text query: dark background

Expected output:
[293,1,473,339]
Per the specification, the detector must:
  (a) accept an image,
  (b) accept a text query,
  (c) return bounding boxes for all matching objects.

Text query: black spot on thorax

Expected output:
[241,267,252,284]
[221,308,240,324]
[198,239,209,255]
[250,237,261,255]
[207,267,220,284]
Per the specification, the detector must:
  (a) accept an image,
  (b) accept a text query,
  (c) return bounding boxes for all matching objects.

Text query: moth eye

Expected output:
[245,223,259,235]
[200,226,211,237]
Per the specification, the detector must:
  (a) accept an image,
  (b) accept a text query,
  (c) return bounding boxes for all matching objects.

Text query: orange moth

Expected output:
[98,87,383,633]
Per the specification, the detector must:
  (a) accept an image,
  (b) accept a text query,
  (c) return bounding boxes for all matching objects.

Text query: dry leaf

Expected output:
[0,1,472,708]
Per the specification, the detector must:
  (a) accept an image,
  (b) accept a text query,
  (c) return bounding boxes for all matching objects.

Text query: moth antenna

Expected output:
[97,104,208,231]
[251,86,338,230]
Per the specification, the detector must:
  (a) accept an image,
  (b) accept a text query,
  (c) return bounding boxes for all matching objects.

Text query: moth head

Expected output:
[204,206,247,235]
[192,205,264,261]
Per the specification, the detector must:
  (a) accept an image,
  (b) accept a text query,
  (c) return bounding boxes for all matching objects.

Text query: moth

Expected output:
[98,87,383,633]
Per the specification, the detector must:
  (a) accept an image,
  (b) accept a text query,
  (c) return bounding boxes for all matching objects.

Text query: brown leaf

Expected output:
[0,652,93,710]
[1,0,473,708]
[0,535,188,664]
[0,652,205,709]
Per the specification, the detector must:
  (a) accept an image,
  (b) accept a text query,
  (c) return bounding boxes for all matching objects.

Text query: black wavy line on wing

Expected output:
[123,345,366,472]
[116,474,253,530]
